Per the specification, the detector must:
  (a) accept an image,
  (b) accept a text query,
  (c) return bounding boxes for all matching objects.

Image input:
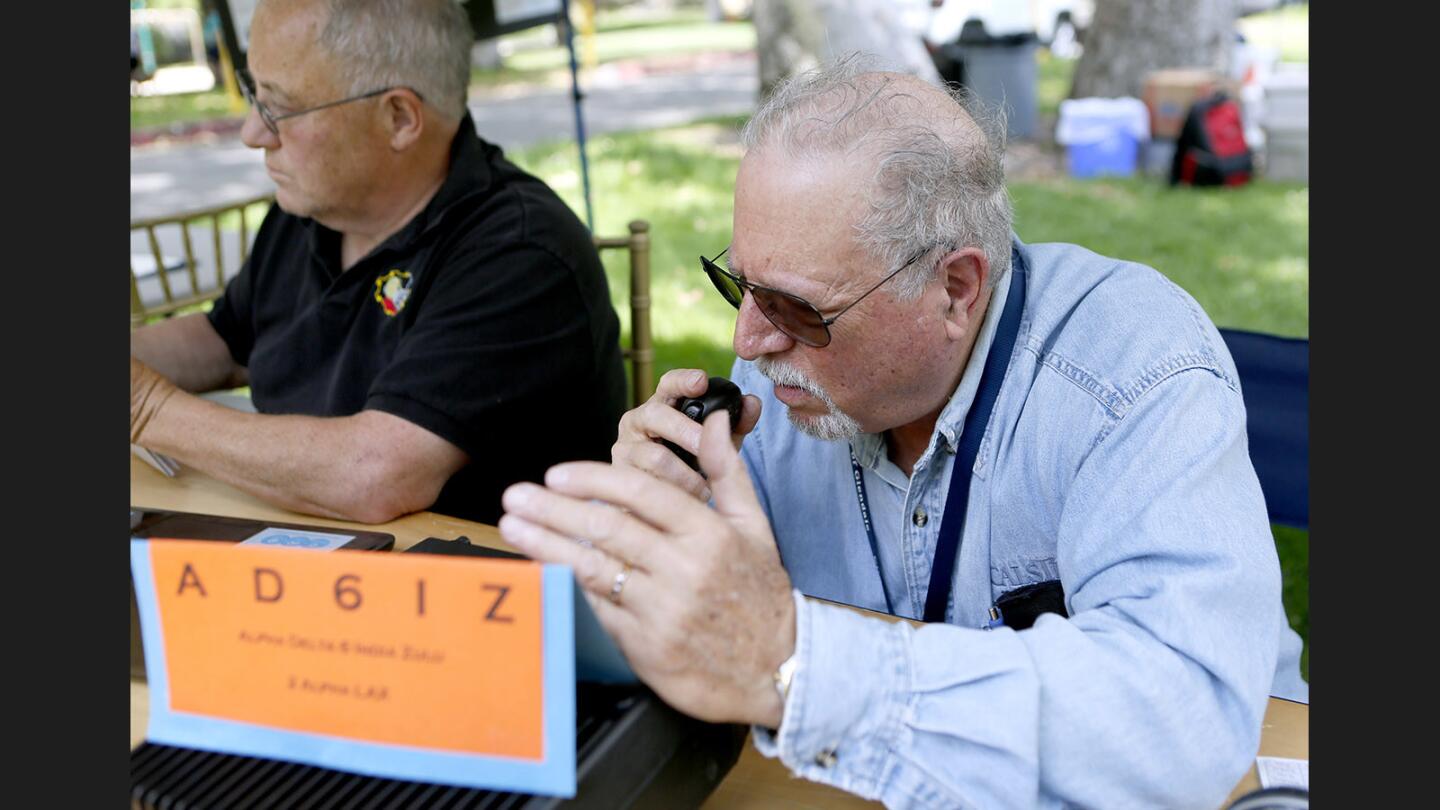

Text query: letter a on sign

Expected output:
[176,563,207,597]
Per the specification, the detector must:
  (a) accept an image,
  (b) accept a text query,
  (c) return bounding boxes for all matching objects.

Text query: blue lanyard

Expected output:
[849,258,1027,623]
[850,447,895,615]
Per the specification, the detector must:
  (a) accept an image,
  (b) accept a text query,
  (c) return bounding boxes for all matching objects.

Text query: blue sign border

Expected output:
[130,539,577,796]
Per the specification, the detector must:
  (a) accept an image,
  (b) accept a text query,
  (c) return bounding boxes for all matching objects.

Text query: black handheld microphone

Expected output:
[661,376,744,472]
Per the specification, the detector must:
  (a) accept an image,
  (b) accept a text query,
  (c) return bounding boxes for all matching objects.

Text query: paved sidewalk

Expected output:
[130,52,759,221]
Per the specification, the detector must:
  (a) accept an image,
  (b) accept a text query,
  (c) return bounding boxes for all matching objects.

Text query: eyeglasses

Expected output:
[700,246,933,348]
[236,68,424,136]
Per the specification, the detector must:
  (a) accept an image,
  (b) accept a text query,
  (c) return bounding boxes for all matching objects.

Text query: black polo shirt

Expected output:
[207,115,627,524]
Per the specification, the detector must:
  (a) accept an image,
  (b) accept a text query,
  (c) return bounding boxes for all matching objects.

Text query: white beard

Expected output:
[754,357,863,441]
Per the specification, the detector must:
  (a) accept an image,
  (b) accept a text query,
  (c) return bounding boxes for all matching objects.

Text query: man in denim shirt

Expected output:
[499,62,1308,809]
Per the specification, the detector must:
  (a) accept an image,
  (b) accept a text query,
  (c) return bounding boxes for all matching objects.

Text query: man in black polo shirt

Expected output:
[130,0,626,525]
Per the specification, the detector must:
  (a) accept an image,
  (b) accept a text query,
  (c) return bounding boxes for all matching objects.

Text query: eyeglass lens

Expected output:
[702,257,831,347]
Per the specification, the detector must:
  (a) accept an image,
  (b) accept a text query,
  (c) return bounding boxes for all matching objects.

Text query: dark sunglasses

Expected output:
[700,246,933,348]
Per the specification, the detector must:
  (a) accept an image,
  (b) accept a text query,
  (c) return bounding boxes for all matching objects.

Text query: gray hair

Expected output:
[316,0,474,120]
[740,55,1014,298]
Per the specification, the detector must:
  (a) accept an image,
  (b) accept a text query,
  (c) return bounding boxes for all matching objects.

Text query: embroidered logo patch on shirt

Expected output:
[374,269,413,316]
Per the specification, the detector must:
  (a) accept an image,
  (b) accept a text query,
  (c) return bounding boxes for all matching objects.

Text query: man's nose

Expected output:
[733,293,796,360]
[239,106,277,150]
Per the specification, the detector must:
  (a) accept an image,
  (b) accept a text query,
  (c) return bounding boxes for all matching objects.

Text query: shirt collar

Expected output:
[304,114,496,268]
[849,238,1019,473]
[405,113,496,238]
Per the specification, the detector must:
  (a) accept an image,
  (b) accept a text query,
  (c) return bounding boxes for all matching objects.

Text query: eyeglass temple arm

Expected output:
[272,88,393,122]
[820,249,928,326]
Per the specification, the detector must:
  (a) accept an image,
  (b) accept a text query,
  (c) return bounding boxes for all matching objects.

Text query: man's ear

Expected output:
[938,247,989,341]
[383,90,425,151]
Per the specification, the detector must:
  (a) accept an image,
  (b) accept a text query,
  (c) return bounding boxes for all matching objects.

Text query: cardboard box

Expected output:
[1142,68,1227,140]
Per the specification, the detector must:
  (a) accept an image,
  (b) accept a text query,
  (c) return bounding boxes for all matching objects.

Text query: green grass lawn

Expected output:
[1010,178,1308,336]
[132,88,243,131]
[1272,525,1308,677]
[510,116,1309,679]
[472,10,754,88]
[1037,50,1074,118]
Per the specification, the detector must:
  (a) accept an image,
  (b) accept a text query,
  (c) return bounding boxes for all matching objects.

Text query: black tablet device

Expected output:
[130,507,396,549]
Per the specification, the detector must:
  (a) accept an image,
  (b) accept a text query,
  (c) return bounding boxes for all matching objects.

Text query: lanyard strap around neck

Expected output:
[922,260,1026,622]
[848,257,1027,622]
[850,446,896,615]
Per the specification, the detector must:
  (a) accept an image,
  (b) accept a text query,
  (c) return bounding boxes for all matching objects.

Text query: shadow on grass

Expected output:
[1011,178,1308,337]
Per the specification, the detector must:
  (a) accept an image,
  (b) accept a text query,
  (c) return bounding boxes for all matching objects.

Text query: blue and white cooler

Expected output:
[1056,97,1152,178]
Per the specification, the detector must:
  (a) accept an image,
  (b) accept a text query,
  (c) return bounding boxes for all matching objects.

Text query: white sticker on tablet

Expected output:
[1256,756,1309,790]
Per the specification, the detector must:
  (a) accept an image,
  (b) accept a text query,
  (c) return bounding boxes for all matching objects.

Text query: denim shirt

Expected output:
[737,238,1308,809]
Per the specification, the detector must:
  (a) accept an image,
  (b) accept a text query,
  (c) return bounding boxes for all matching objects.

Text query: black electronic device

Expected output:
[128,508,395,679]
[1226,787,1309,810]
[127,537,747,808]
[131,679,746,809]
[408,534,516,559]
[129,508,396,549]
[992,579,1069,630]
[661,376,744,472]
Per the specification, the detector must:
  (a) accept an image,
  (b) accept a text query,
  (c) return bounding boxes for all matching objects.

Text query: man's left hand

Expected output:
[499,412,796,727]
[131,356,178,445]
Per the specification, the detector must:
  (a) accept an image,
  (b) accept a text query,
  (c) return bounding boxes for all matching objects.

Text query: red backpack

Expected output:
[1170,92,1253,187]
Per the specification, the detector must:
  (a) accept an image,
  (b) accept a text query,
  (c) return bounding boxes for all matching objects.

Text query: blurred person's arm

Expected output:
[131,313,248,393]
[131,357,467,523]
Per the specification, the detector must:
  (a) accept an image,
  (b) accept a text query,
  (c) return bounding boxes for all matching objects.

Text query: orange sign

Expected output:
[145,540,545,760]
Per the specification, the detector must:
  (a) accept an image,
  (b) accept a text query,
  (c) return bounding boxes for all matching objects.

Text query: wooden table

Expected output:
[130,454,508,552]
[129,456,1306,807]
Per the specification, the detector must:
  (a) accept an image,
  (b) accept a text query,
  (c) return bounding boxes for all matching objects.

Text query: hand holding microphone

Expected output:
[611,370,761,501]
[661,377,743,472]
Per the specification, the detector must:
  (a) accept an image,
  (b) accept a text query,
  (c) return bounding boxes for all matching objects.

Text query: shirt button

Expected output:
[912,507,928,527]
[814,748,838,768]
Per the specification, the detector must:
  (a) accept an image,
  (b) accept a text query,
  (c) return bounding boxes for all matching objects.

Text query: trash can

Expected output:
[1055,97,1151,178]
[1261,66,1308,182]
[943,22,1040,140]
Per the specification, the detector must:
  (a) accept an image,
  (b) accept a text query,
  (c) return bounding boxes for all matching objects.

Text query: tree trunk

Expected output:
[753,0,824,100]
[754,0,941,101]
[1070,0,1237,99]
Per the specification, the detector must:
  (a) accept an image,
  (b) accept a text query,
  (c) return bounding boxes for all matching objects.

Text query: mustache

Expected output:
[753,357,862,441]
[754,357,825,398]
